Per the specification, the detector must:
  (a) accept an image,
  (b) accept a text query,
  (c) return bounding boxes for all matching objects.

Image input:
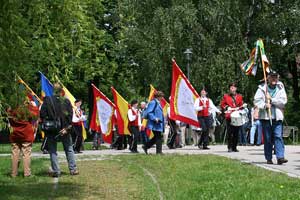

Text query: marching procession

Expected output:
[6,47,288,178]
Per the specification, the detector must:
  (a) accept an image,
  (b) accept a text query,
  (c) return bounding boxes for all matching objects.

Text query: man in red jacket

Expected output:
[8,101,39,177]
[220,83,244,152]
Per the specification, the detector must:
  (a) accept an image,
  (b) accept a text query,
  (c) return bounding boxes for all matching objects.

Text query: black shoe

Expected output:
[233,149,239,152]
[142,145,148,154]
[267,160,273,164]
[202,146,210,150]
[167,145,175,149]
[277,158,288,165]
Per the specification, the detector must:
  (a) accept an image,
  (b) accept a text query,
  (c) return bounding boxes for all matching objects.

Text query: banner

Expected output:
[170,60,200,127]
[111,87,131,135]
[90,84,115,144]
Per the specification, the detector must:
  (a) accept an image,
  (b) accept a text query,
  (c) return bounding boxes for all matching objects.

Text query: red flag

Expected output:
[111,87,131,135]
[90,84,115,144]
[170,60,200,127]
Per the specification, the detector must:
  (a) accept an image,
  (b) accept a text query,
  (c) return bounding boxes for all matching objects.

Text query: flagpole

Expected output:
[16,74,42,104]
[259,39,272,126]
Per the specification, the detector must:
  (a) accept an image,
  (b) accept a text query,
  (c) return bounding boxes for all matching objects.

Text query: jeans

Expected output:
[47,133,77,175]
[261,120,285,161]
[250,120,262,145]
[239,123,248,145]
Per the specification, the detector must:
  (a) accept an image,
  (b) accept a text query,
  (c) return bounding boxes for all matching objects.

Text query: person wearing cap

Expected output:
[220,82,244,152]
[194,88,221,149]
[254,71,288,165]
[128,99,141,153]
[142,91,165,154]
[72,99,87,153]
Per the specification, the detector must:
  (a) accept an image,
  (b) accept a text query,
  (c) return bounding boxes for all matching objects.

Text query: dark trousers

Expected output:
[145,130,162,154]
[227,121,240,150]
[167,120,177,148]
[72,125,83,152]
[129,126,140,152]
[198,116,212,147]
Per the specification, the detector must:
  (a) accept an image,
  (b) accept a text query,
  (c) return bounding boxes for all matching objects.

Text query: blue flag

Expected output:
[39,72,53,97]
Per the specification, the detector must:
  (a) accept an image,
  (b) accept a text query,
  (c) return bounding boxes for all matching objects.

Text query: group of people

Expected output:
[7,70,288,178]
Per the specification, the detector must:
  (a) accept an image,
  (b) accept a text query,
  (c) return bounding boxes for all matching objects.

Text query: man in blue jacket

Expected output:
[142,91,165,154]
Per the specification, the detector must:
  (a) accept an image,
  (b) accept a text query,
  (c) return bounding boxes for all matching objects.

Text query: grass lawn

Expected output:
[0,154,300,200]
[0,142,107,154]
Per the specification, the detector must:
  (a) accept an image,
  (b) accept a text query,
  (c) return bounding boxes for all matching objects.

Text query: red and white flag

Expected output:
[90,84,115,144]
[170,59,200,127]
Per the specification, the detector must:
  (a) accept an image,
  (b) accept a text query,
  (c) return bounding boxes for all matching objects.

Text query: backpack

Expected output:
[141,100,158,120]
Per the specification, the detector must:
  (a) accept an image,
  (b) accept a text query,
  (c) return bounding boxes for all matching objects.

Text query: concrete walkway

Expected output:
[1,144,300,178]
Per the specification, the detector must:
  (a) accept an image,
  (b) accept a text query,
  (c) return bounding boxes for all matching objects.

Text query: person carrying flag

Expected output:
[254,71,288,165]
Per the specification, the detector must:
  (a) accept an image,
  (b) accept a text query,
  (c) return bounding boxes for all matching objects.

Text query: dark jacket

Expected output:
[40,95,73,130]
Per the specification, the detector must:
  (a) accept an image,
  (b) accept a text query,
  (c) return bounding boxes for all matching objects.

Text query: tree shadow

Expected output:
[0,180,86,199]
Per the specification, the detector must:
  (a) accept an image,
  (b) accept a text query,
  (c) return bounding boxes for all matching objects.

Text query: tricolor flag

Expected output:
[90,84,115,144]
[142,84,169,138]
[240,39,270,76]
[111,87,131,135]
[170,60,200,127]
[39,72,53,98]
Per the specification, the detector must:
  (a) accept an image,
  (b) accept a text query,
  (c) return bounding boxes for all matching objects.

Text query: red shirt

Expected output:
[8,106,38,143]
[220,93,243,120]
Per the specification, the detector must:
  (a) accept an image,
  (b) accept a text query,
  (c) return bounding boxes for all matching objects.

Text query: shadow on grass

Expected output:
[0,180,86,200]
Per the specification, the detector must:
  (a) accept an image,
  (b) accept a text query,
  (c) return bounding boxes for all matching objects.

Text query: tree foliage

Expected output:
[1,0,300,126]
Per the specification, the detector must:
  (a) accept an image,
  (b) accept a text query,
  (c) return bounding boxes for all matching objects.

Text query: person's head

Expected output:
[75,99,82,107]
[229,82,237,95]
[53,83,63,96]
[154,91,164,101]
[131,99,138,108]
[200,88,208,97]
[140,101,146,109]
[267,70,279,87]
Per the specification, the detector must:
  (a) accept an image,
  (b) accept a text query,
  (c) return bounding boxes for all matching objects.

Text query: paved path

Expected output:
[2,144,300,178]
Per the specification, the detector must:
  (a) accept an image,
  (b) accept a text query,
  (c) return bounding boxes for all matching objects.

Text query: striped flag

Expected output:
[170,60,200,127]
[90,84,115,144]
[240,39,270,76]
[111,87,131,135]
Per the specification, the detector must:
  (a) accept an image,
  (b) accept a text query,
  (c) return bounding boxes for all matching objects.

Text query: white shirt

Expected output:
[194,97,221,114]
[127,107,142,126]
[72,108,86,123]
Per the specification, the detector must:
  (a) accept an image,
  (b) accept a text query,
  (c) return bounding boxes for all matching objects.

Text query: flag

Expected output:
[56,76,87,140]
[111,87,131,135]
[142,84,170,138]
[17,75,42,108]
[39,72,53,98]
[90,84,115,144]
[240,39,270,76]
[257,39,270,73]
[170,60,200,127]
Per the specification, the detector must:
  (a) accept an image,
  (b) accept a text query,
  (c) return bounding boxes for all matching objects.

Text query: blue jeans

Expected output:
[261,120,285,161]
[250,120,262,145]
[239,123,248,145]
[47,133,77,175]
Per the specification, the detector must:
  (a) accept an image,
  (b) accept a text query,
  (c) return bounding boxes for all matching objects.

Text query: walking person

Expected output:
[195,88,221,150]
[142,91,165,154]
[254,71,288,165]
[40,83,79,177]
[221,83,244,152]
[72,99,86,153]
[128,100,141,153]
